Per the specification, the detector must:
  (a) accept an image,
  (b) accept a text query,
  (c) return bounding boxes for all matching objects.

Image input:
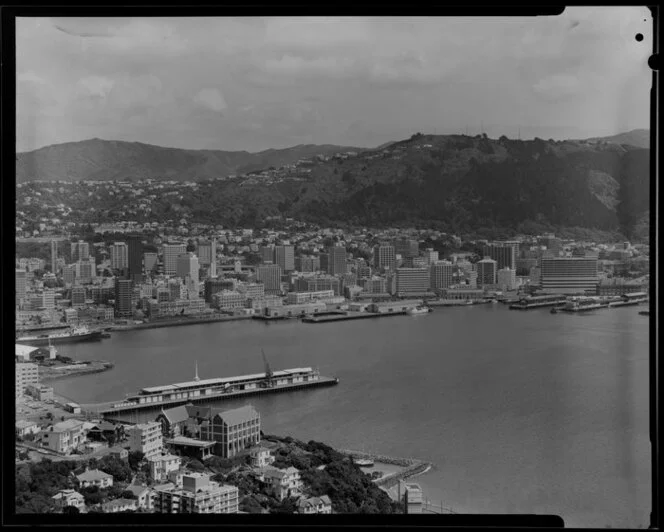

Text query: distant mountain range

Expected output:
[16,139,365,184]
[15,130,650,239]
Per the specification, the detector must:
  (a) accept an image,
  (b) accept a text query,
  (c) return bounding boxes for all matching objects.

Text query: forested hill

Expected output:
[277,133,649,239]
[15,139,364,183]
[15,133,650,239]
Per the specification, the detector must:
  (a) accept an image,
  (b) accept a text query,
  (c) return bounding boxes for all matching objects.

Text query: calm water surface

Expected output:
[53,305,651,528]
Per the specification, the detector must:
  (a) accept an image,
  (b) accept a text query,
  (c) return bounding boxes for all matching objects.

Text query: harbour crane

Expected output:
[261,349,273,387]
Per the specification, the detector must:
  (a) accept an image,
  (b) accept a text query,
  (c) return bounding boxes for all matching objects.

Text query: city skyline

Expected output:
[17,9,652,153]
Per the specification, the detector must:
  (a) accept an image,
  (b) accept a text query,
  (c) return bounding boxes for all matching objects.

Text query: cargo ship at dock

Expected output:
[16,325,103,346]
[99,362,339,420]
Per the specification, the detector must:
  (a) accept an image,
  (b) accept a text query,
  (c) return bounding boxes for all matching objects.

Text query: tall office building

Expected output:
[198,239,217,278]
[177,253,200,286]
[395,268,431,296]
[430,260,454,290]
[373,245,396,272]
[163,244,187,275]
[393,239,419,259]
[71,240,90,262]
[274,245,295,272]
[114,279,133,318]
[50,240,57,273]
[295,256,320,273]
[16,269,27,303]
[144,252,158,274]
[256,264,283,294]
[76,257,96,282]
[260,245,275,264]
[71,286,87,307]
[423,248,439,265]
[475,257,498,287]
[327,246,347,276]
[63,265,76,286]
[127,235,143,283]
[110,242,129,271]
[539,257,599,294]
[483,242,518,270]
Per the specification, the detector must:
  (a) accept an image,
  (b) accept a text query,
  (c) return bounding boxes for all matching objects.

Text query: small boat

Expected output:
[407,305,432,315]
[550,307,558,314]
[639,310,650,316]
[355,458,374,467]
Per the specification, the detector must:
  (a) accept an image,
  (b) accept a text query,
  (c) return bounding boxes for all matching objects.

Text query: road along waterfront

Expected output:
[50,304,650,528]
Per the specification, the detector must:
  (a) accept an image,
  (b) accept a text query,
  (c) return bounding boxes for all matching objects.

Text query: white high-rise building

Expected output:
[423,248,439,265]
[110,242,129,270]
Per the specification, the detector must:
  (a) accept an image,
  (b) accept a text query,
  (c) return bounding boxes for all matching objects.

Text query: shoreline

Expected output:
[335,448,433,492]
[40,361,114,382]
[108,314,253,331]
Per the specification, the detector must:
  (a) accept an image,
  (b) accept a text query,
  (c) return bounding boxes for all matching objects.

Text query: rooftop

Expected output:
[76,469,113,482]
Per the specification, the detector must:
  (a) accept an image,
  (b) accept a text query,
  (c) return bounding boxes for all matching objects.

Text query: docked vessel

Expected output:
[639,310,650,316]
[16,325,103,346]
[560,297,609,313]
[406,305,432,315]
[355,458,375,467]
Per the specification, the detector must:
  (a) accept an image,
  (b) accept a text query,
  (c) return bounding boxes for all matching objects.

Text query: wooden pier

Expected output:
[99,375,339,422]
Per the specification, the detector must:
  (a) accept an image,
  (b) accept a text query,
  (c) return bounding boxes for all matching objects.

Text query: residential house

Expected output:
[124,483,154,511]
[261,467,303,501]
[86,421,125,445]
[15,420,40,438]
[108,447,129,460]
[76,469,114,489]
[101,498,138,513]
[148,453,182,482]
[41,419,86,455]
[296,495,332,514]
[52,489,86,512]
[249,446,275,468]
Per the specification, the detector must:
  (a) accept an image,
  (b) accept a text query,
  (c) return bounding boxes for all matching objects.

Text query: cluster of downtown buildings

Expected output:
[15,227,650,329]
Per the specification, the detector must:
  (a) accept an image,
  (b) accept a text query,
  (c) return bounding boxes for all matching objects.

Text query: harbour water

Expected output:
[51,305,650,528]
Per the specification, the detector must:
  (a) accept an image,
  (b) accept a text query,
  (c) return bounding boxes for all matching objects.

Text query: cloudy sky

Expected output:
[17,9,652,153]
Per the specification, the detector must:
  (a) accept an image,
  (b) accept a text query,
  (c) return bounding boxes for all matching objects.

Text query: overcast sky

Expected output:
[17,9,652,153]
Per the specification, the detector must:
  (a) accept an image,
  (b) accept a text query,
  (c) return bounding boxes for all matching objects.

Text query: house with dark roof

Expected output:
[125,483,154,510]
[156,404,190,439]
[76,468,113,489]
[86,421,124,445]
[296,495,332,514]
